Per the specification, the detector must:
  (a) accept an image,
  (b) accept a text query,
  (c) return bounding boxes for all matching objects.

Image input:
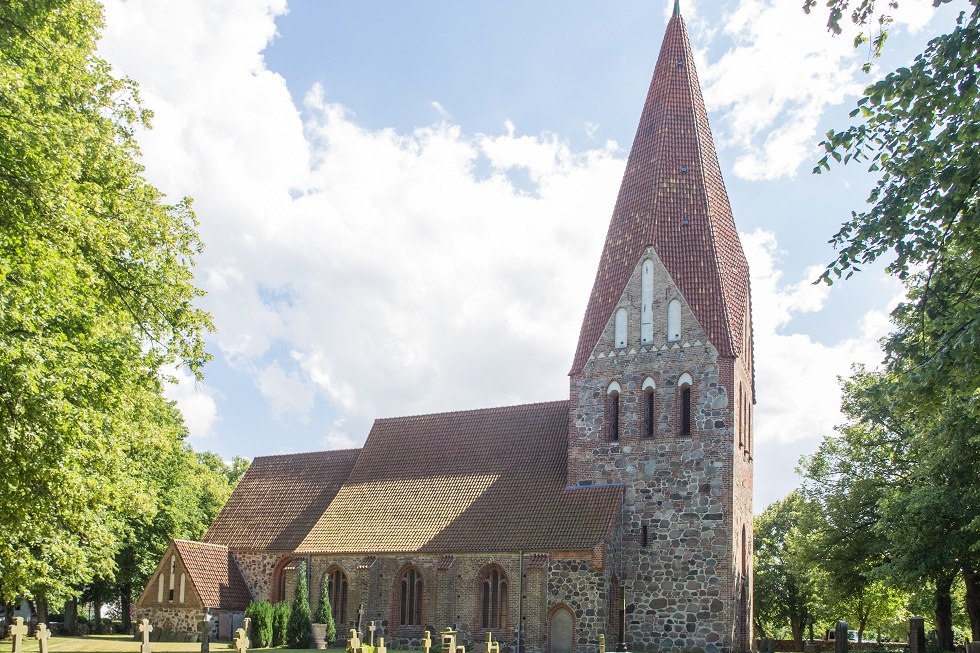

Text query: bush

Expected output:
[314,575,336,644]
[245,600,274,648]
[272,601,291,647]
[287,562,313,649]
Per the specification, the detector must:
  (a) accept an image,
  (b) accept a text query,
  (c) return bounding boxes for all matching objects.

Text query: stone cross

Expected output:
[356,603,366,634]
[198,620,210,653]
[347,628,362,653]
[242,617,251,638]
[909,617,926,653]
[36,623,51,653]
[139,619,154,653]
[377,636,388,653]
[834,620,849,653]
[10,617,28,653]
[599,634,606,653]
[422,630,432,653]
[485,631,500,653]
[368,621,376,646]
[442,628,457,653]
[234,627,250,653]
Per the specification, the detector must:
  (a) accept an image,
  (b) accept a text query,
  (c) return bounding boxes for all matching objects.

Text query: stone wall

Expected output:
[135,606,202,640]
[307,552,571,653]
[547,556,605,651]
[232,551,290,602]
[567,248,751,653]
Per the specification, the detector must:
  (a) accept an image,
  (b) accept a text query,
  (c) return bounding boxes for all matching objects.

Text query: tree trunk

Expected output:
[935,574,956,651]
[791,612,805,651]
[64,598,77,633]
[120,584,132,631]
[35,595,49,626]
[963,564,980,641]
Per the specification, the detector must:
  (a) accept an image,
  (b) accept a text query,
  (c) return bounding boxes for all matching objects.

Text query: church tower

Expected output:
[567,4,754,653]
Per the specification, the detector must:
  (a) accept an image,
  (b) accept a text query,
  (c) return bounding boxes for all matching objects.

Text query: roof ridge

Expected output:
[252,448,361,462]
[173,538,227,549]
[373,399,568,423]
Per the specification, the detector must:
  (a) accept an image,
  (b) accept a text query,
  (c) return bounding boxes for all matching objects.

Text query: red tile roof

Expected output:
[296,401,622,554]
[173,540,251,610]
[570,11,751,375]
[203,449,359,551]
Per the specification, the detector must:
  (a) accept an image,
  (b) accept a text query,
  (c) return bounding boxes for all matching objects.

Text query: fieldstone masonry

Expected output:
[232,552,287,601]
[568,248,752,653]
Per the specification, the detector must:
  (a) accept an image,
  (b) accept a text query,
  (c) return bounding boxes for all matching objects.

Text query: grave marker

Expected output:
[234,627,250,653]
[834,621,849,653]
[377,636,387,653]
[347,628,362,653]
[599,634,606,653]
[10,617,28,653]
[422,630,433,653]
[198,620,210,653]
[139,619,154,653]
[35,623,51,653]
[909,617,925,653]
[356,604,366,635]
[485,631,500,653]
[967,642,980,653]
[368,621,376,646]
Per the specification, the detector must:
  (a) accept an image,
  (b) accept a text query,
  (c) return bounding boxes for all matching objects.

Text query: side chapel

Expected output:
[136,4,755,652]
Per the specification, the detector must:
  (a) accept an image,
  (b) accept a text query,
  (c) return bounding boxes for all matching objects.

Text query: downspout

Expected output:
[518,551,524,653]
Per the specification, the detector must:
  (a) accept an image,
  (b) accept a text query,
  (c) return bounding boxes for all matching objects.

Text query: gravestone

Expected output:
[234,627,250,653]
[835,621,849,653]
[442,628,458,653]
[760,638,777,653]
[485,631,500,653]
[599,634,606,653]
[347,629,361,653]
[10,617,28,653]
[198,620,210,653]
[36,623,51,653]
[422,630,433,653]
[377,636,388,653]
[368,621,376,646]
[139,619,154,653]
[909,617,926,653]
[356,604,366,636]
[967,642,980,653]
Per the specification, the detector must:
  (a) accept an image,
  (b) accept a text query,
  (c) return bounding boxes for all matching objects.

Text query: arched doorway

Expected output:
[549,605,574,653]
[271,556,294,603]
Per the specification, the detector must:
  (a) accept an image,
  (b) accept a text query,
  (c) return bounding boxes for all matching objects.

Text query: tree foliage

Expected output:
[0,0,212,608]
[246,600,274,649]
[287,563,313,649]
[314,574,337,643]
[272,601,291,648]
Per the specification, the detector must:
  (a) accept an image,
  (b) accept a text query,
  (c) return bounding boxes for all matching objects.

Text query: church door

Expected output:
[550,605,574,653]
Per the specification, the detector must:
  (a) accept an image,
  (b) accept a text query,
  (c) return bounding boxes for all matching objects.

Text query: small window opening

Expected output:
[641,525,649,548]
[607,382,622,442]
[681,387,692,435]
[643,378,656,439]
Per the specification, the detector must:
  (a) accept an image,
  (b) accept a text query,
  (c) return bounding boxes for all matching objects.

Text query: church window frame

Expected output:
[614,308,628,349]
[642,377,656,438]
[678,373,693,436]
[667,299,682,342]
[396,565,424,628]
[479,564,508,630]
[325,566,349,628]
[606,382,622,442]
[641,260,654,345]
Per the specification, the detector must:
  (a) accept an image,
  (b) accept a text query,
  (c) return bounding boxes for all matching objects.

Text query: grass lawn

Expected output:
[0,635,421,653]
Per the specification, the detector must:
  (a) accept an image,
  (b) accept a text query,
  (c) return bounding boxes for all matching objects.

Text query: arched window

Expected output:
[168,555,176,602]
[642,377,656,438]
[271,556,294,603]
[397,567,423,627]
[480,566,508,630]
[614,308,628,349]
[738,386,744,449]
[678,373,693,435]
[607,382,622,441]
[641,260,654,345]
[327,567,348,627]
[667,299,681,342]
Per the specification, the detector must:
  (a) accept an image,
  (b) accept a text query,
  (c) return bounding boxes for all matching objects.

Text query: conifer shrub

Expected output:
[314,574,337,644]
[272,600,291,647]
[286,562,313,648]
[245,600,274,648]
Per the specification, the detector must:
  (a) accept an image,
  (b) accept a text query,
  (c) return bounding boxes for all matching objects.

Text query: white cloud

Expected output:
[162,366,221,439]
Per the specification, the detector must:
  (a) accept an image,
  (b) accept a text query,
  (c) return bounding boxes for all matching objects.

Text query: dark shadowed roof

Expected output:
[570,10,751,376]
[297,401,622,554]
[203,449,359,551]
[173,540,251,610]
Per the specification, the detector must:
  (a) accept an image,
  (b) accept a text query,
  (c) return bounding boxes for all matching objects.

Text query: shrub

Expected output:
[314,574,337,644]
[272,601,291,647]
[245,600,274,648]
[286,562,313,649]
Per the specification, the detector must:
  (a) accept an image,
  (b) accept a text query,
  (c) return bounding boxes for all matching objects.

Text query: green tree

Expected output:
[0,0,211,613]
[287,563,313,649]
[272,601,291,647]
[753,492,821,646]
[314,574,337,643]
[246,600,274,649]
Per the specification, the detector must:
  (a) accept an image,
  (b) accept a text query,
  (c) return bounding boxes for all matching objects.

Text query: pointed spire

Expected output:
[673,0,681,16]
[570,9,751,375]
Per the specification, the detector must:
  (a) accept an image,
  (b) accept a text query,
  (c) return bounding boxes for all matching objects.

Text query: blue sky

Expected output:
[97,0,969,511]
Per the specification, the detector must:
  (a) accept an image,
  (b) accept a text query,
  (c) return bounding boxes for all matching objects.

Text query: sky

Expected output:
[95,0,969,512]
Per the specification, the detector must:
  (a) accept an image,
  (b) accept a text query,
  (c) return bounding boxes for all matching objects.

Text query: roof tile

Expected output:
[173,540,251,611]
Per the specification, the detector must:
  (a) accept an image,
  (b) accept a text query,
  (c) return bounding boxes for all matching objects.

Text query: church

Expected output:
[136,4,755,652]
